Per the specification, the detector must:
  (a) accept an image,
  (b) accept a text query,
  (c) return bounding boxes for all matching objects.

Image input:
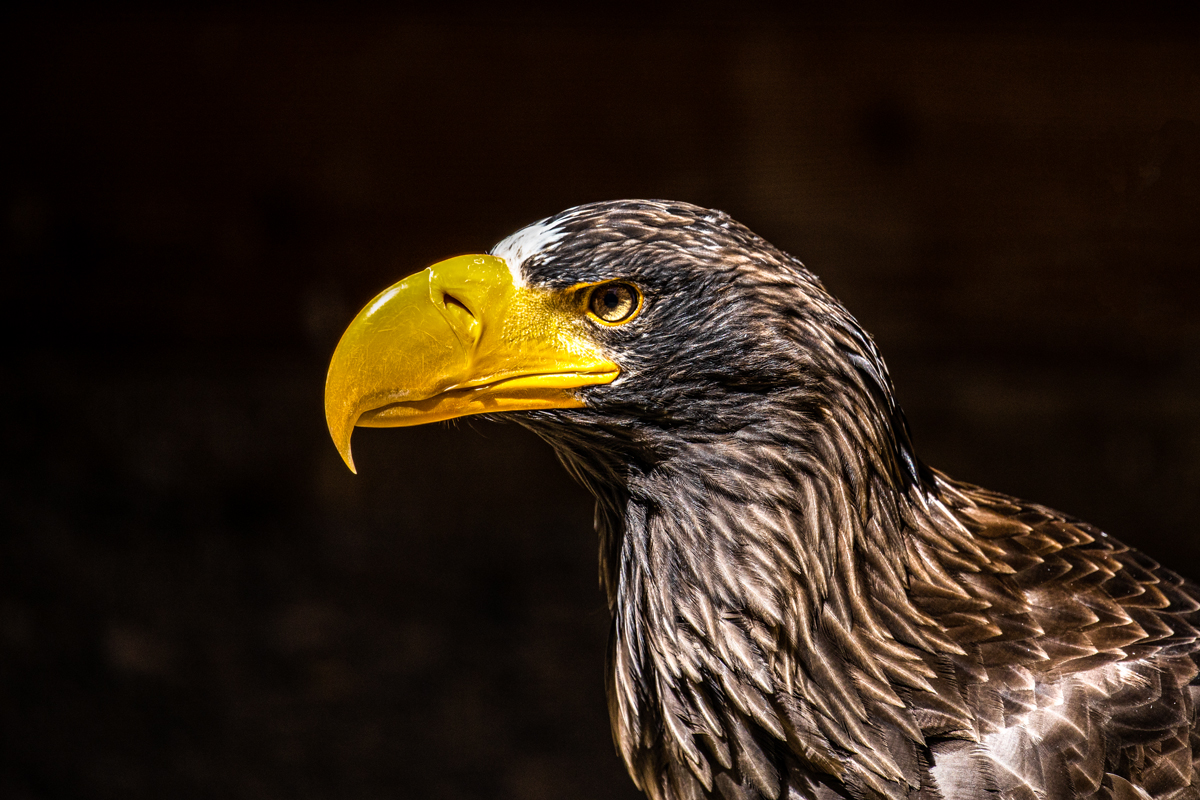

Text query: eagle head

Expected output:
[325,199,918,493]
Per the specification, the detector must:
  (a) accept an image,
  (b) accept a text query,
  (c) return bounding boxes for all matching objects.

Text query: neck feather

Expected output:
[520,392,990,793]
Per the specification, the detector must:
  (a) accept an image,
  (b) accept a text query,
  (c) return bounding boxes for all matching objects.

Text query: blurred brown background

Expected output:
[3,5,1200,799]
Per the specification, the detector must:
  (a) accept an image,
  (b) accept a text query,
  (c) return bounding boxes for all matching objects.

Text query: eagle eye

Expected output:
[586,282,641,325]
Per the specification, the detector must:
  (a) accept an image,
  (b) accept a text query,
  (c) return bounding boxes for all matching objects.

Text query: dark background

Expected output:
[3,5,1200,799]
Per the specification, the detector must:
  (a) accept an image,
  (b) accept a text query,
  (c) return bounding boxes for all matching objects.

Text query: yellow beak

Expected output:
[324,254,619,472]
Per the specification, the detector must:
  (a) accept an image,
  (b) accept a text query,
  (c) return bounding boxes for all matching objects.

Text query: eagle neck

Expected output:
[616,411,922,638]
[520,396,963,790]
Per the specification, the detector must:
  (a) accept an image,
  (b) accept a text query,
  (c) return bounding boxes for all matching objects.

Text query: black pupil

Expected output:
[603,289,620,308]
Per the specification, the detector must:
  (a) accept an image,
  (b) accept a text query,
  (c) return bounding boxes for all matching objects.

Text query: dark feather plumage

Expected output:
[488,200,1200,799]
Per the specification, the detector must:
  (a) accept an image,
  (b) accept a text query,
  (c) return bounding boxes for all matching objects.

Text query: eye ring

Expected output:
[586,282,642,326]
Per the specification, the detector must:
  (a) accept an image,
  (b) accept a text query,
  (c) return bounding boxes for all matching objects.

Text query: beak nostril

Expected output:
[442,292,474,318]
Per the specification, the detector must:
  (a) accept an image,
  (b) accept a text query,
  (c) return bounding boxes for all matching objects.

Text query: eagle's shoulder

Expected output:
[924,475,1200,676]
[907,475,1200,799]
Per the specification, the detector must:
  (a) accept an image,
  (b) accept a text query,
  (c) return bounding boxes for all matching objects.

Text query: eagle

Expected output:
[324,200,1200,800]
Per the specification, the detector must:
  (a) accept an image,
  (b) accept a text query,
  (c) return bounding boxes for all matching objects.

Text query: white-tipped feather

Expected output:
[490,217,569,287]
